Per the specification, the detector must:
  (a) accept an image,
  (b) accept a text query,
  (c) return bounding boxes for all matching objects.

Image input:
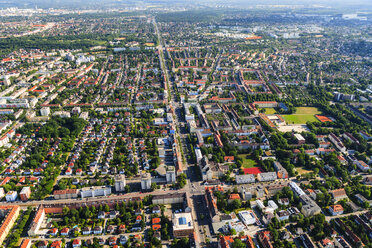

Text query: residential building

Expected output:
[300,195,321,217]
[28,205,45,236]
[329,205,344,216]
[40,107,50,116]
[166,166,176,184]
[172,212,194,238]
[258,231,273,248]
[5,191,17,202]
[0,206,20,246]
[257,172,277,182]
[141,172,152,190]
[114,174,126,192]
[330,189,348,202]
[236,174,255,184]
[80,186,111,198]
[20,186,31,201]
[300,234,315,248]
[53,189,79,200]
[20,239,31,248]
[328,133,346,153]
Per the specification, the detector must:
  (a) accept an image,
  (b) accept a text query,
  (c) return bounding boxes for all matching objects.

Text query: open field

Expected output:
[282,107,321,124]
[294,107,321,115]
[265,108,277,115]
[296,167,313,175]
[282,114,318,124]
[277,124,310,132]
[238,154,257,168]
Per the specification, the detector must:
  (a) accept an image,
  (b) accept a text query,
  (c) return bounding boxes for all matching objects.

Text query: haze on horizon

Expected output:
[5,0,372,9]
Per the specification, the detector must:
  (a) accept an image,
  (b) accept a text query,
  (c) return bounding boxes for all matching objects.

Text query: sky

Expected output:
[5,0,372,9]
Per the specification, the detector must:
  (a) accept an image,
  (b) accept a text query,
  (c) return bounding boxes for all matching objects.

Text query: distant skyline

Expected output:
[4,0,372,9]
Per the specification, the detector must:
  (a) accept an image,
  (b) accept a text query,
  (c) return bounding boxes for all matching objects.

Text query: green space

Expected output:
[237,154,257,168]
[296,167,313,175]
[294,107,321,115]
[282,114,318,124]
[282,107,321,124]
[206,113,225,122]
[265,108,277,114]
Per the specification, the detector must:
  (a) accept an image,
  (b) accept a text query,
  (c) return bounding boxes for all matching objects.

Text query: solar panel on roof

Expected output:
[179,217,187,225]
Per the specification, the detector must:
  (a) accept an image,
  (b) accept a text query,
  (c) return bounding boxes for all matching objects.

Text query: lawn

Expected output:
[296,167,313,175]
[282,114,318,124]
[282,107,321,124]
[294,107,321,115]
[265,108,277,115]
[237,154,257,168]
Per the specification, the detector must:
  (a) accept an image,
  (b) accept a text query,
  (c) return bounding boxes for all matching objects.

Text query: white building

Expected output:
[53,111,71,118]
[355,160,370,172]
[256,200,265,210]
[172,212,194,238]
[5,191,17,202]
[153,118,168,125]
[236,174,255,184]
[289,182,305,196]
[238,210,257,225]
[114,175,126,192]
[79,112,89,120]
[80,186,111,198]
[166,166,176,184]
[267,200,278,211]
[329,133,346,153]
[40,107,50,116]
[141,172,152,190]
[72,107,81,114]
[257,172,277,182]
[0,188,4,199]
[195,148,203,163]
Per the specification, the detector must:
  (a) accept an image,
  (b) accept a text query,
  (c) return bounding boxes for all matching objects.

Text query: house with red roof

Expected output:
[228,194,241,203]
[329,205,344,216]
[152,224,161,231]
[109,236,117,246]
[65,167,72,175]
[72,239,81,248]
[60,227,70,236]
[224,156,235,163]
[50,240,62,248]
[48,228,58,236]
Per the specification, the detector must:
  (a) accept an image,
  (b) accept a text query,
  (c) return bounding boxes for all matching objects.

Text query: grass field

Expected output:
[238,154,257,168]
[265,108,277,115]
[296,167,313,175]
[294,107,321,115]
[282,107,321,124]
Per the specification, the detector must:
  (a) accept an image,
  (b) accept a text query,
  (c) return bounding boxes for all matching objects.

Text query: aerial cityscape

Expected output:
[0,0,371,248]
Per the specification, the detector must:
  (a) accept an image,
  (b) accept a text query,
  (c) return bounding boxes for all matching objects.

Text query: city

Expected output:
[0,1,371,248]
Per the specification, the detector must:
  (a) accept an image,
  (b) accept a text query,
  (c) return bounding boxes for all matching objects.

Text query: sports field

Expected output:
[282,107,321,124]
[237,154,257,168]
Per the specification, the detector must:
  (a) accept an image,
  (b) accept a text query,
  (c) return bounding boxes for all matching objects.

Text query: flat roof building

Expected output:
[172,212,194,238]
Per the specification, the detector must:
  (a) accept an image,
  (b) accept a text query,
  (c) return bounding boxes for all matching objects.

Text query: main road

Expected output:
[153,17,205,247]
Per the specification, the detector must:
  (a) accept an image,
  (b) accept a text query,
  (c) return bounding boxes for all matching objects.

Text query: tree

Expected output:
[125,185,131,193]
[151,182,158,191]
[231,199,241,210]
[62,206,70,216]
[177,173,187,188]
[231,239,246,248]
